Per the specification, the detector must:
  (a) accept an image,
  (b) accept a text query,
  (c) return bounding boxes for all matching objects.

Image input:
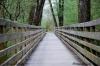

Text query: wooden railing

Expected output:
[55,19,100,66]
[0,19,46,66]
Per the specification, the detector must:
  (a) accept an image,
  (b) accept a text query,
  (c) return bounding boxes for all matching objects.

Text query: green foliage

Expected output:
[1,0,35,24]
[91,0,100,20]
[1,0,100,25]
[41,19,55,31]
[64,0,100,25]
[64,0,78,25]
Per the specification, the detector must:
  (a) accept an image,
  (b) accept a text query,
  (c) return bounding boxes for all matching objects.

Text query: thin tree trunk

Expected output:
[48,0,58,27]
[0,1,5,18]
[14,0,21,21]
[28,5,36,25]
[78,0,91,23]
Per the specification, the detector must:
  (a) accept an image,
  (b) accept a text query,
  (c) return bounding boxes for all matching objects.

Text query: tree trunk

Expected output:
[78,0,91,23]
[14,0,21,21]
[34,0,45,26]
[0,1,5,18]
[49,0,58,27]
[28,0,45,26]
[58,0,64,26]
[28,5,36,25]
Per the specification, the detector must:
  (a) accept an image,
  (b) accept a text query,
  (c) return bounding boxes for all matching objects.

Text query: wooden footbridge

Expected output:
[0,19,100,66]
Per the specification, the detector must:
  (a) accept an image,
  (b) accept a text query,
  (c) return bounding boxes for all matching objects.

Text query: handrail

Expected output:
[57,29,100,40]
[57,31,100,53]
[0,18,42,29]
[55,19,100,66]
[0,30,42,43]
[0,19,46,66]
[0,32,41,57]
[60,18,100,28]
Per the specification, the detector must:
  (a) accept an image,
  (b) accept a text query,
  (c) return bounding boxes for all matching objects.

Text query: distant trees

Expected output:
[78,0,91,23]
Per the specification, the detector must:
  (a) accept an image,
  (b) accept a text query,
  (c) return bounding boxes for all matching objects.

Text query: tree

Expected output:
[48,0,58,27]
[78,0,91,23]
[33,0,45,26]
[58,0,64,26]
[0,0,5,18]
[28,0,37,25]
[28,0,45,26]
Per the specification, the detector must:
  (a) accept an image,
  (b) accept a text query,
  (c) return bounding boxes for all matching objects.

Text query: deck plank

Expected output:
[25,32,85,66]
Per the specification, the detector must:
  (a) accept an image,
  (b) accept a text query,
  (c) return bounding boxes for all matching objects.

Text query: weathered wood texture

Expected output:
[0,18,46,66]
[25,32,86,66]
[55,19,100,66]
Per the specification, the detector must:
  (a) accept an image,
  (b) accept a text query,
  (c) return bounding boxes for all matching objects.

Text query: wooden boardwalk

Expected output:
[0,19,99,66]
[25,32,85,66]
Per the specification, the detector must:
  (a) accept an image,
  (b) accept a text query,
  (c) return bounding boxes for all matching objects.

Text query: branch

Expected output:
[0,3,12,18]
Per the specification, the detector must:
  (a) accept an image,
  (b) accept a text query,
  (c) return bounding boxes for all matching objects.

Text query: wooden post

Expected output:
[0,26,5,50]
[0,26,8,64]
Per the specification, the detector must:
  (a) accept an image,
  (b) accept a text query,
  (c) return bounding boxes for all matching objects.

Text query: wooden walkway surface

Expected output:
[25,32,85,66]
